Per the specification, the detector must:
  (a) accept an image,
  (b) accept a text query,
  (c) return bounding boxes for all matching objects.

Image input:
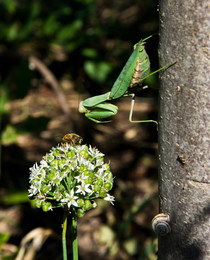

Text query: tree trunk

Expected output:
[158,0,210,259]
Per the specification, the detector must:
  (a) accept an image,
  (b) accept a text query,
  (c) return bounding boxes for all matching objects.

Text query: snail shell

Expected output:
[152,213,171,236]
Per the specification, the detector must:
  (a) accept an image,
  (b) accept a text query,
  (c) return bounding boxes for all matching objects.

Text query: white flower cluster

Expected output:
[28,143,114,216]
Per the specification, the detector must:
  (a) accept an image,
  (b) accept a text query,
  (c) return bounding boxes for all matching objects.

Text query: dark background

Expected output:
[0,0,160,259]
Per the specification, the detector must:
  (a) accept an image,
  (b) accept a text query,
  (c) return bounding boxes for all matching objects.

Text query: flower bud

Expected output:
[42,202,52,212]
[84,200,94,211]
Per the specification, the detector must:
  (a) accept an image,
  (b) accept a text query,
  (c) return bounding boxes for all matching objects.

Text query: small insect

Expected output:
[62,133,83,145]
[177,154,188,165]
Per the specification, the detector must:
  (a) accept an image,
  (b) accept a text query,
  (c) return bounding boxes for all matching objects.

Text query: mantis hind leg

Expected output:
[140,62,176,82]
[129,94,158,126]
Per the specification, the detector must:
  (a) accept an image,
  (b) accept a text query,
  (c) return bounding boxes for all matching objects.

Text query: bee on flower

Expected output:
[28,134,114,217]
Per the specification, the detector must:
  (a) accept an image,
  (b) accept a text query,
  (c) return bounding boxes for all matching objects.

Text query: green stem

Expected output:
[62,211,68,260]
[72,208,78,260]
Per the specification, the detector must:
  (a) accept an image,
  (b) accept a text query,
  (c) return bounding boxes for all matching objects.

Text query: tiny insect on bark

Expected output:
[177,154,188,165]
[79,35,175,124]
[62,133,83,145]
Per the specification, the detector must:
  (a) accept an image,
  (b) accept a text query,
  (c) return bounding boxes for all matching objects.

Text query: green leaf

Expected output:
[56,20,83,42]
[3,0,18,14]
[42,14,60,36]
[0,84,10,115]
[30,1,41,18]
[81,48,98,58]
[6,22,19,41]
[0,191,29,204]
[0,125,27,145]
[0,233,10,246]
[84,61,112,83]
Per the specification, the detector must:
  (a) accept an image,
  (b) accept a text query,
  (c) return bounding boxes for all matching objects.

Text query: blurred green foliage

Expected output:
[0,0,93,45]
[0,233,11,247]
[0,0,158,83]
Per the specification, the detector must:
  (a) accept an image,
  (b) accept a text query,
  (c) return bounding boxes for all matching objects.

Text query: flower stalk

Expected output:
[62,211,68,260]
[72,208,78,260]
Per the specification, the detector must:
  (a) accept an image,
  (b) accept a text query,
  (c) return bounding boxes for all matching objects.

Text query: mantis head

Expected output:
[79,101,118,123]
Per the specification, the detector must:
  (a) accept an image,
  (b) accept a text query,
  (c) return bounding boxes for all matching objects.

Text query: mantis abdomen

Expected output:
[130,45,150,88]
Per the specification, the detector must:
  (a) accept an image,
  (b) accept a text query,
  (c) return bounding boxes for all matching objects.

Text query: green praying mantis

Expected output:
[79,35,174,124]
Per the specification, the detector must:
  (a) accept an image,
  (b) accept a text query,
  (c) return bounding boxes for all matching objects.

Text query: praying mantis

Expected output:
[79,35,174,124]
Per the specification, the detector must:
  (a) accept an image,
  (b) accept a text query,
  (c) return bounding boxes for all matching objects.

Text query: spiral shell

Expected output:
[152,213,171,236]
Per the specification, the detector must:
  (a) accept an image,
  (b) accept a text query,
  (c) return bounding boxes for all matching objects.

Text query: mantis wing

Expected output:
[110,39,150,99]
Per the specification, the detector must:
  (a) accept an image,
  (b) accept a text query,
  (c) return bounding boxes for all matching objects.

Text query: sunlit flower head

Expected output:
[29,141,114,217]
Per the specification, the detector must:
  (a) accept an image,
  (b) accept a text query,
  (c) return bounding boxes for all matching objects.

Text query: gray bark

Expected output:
[158,0,210,259]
